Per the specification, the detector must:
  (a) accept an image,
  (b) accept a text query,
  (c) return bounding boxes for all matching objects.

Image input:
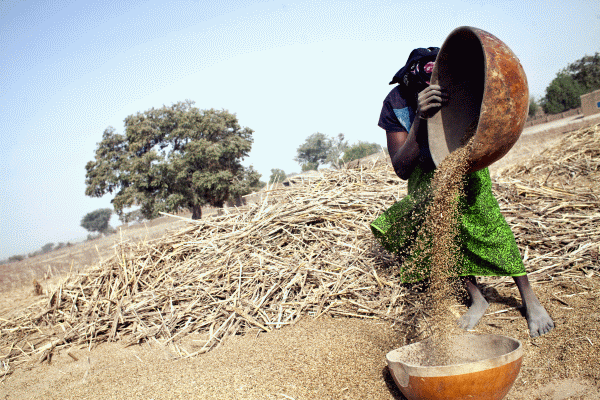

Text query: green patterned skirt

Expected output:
[371,165,526,282]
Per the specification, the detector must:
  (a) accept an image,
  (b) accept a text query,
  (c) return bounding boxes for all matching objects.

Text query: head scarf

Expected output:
[389,47,439,92]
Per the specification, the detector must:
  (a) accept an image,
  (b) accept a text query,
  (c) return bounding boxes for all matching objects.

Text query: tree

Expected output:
[87,233,102,241]
[342,141,383,163]
[85,100,261,220]
[269,168,287,184]
[81,208,114,235]
[325,133,348,169]
[41,243,55,254]
[118,209,143,224]
[541,53,600,114]
[528,96,540,117]
[541,72,586,114]
[565,52,600,92]
[8,255,25,263]
[295,133,332,172]
[230,165,265,194]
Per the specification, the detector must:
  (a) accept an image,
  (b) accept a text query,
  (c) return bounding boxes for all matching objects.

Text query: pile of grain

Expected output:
[1,124,599,377]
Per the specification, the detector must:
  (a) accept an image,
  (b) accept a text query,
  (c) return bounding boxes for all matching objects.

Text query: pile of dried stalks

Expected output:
[1,156,418,372]
[489,123,600,285]
[1,124,599,376]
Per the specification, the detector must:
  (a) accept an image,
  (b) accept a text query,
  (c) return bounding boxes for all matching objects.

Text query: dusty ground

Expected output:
[2,276,599,400]
[1,121,599,400]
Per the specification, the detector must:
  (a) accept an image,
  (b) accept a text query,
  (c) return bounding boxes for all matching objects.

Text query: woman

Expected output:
[371,47,554,337]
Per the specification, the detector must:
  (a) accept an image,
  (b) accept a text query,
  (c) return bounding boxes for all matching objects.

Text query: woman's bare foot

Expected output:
[514,275,554,337]
[458,276,489,330]
[524,300,554,337]
[458,297,489,330]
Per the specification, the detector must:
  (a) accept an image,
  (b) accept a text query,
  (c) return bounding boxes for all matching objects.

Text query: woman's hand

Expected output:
[416,85,448,120]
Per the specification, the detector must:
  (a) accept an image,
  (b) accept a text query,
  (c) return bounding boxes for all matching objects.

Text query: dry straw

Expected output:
[491,123,600,285]
[1,124,599,376]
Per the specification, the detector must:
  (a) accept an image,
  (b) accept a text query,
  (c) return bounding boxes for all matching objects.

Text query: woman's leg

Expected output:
[513,274,554,337]
[458,275,489,330]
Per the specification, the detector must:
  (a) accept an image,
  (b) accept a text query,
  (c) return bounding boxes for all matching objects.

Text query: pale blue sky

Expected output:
[1,0,599,259]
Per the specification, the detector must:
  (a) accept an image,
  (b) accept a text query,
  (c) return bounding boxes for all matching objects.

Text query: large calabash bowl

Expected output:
[427,26,529,174]
[386,334,523,400]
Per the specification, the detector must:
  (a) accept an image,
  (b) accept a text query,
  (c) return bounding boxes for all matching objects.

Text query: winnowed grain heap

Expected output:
[1,124,599,375]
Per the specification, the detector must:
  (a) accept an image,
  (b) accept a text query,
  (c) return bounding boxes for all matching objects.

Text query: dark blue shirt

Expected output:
[378,86,435,172]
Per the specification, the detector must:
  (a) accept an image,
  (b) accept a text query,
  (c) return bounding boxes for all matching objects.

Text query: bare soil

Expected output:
[1,124,599,400]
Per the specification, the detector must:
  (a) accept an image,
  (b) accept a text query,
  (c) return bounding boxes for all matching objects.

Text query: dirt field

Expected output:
[1,122,599,400]
[2,277,599,400]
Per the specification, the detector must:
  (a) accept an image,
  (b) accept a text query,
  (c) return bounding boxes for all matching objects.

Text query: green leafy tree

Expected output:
[85,100,260,220]
[295,133,332,172]
[325,133,348,169]
[541,73,586,114]
[300,162,317,172]
[8,255,25,263]
[541,53,600,114]
[528,96,540,117]
[295,133,350,171]
[231,165,265,194]
[41,243,55,254]
[269,168,287,184]
[81,208,114,235]
[565,52,600,92]
[118,209,143,224]
[342,141,383,163]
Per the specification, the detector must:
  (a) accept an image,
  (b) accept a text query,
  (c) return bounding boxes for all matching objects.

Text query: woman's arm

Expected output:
[387,85,447,180]
[386,119,424,180]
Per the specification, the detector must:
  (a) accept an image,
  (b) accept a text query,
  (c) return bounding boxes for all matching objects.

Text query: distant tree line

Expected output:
[0,241,75,265]
[1,207,118,264]
[27,242,72,257]
[531,52,600,115]
[1,254,25,264]
[293,133,385,172]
